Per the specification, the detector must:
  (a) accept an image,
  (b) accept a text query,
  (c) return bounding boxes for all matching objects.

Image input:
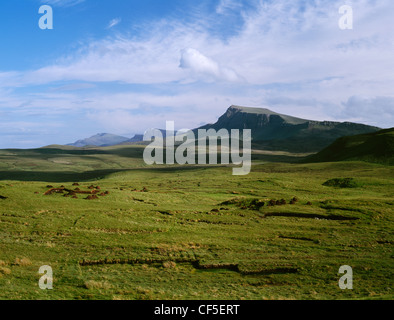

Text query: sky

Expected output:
[0,0,393,148]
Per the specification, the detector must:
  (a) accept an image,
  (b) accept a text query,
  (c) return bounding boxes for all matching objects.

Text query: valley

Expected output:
[0,106,392,300]
[0,151,392,300]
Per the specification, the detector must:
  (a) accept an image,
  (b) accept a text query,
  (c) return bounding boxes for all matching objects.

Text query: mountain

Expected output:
[126,134,144,143]
[304,128,394,165]
[119,131,182,146]
[197,105,381,152]
[67,133,130,147]
[118,134,146,145]
[66,106,381,152]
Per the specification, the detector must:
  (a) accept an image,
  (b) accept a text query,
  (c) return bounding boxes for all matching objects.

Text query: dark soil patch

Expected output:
[263,212,359,221]
[78,258,298,276]
[279,235,315,242]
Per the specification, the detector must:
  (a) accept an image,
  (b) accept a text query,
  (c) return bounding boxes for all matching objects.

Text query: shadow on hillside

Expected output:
[0,169,126,182]
[0,166,223,182]
[1,146,309,164]
[1,147,144,159]
[30,148,110,155]
[251,153,309,163]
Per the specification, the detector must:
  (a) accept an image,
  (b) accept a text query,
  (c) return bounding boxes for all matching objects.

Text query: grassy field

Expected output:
[0,146,393,300]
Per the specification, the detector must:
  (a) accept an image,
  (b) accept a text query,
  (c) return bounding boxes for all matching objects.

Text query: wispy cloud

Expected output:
[1,0,394,147]
[339,96,394,127]
[23,0,393,87]
[216,0,243,14]
[50,83,96,92]
[106,18,122,29]
[40,0,85,7]
[179,48,241,82]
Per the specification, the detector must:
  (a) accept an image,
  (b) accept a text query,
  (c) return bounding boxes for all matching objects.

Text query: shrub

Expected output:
[249,199,265,209]
[268,199,276,206]
[323,178,359,188]
[220,198,264,210]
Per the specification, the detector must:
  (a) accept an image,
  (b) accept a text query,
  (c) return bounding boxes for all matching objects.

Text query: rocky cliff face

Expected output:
[197,105,380,152]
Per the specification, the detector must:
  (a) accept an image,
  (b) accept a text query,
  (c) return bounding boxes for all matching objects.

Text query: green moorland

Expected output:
[306,128,394,165]
[0,145,393,300]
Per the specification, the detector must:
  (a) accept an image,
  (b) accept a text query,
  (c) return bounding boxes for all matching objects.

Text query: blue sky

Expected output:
[0,0,393,148]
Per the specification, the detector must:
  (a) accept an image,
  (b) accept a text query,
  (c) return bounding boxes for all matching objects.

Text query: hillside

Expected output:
[197,106,380,152]
[305,128,394,165]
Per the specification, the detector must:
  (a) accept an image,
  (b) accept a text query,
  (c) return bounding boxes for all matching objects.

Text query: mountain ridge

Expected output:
[196,105,380,152]
[66,105,381,153]
[67,133,130,147]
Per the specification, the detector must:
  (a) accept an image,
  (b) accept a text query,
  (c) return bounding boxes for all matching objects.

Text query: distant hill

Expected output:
[67,133,129,147]
[126,134,144,143]
[304,128,394,165]
[197,105,381,152]
[117,134,146,145]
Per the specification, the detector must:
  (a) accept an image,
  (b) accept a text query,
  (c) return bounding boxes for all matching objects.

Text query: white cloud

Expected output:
[22,34,185,85]
[1,0,394,147]
[107,18,121,29]
[20,0,392,90]
[179,48,241,82]
[339,96,394,127]
[40,0,85,7]
[216,0,243,14]
[50,83,96,91]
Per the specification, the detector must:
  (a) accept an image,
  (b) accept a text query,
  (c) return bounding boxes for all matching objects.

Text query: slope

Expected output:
[305,128,394,165]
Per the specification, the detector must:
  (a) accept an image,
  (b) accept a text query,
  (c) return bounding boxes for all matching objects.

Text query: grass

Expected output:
[0,145,393,300]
